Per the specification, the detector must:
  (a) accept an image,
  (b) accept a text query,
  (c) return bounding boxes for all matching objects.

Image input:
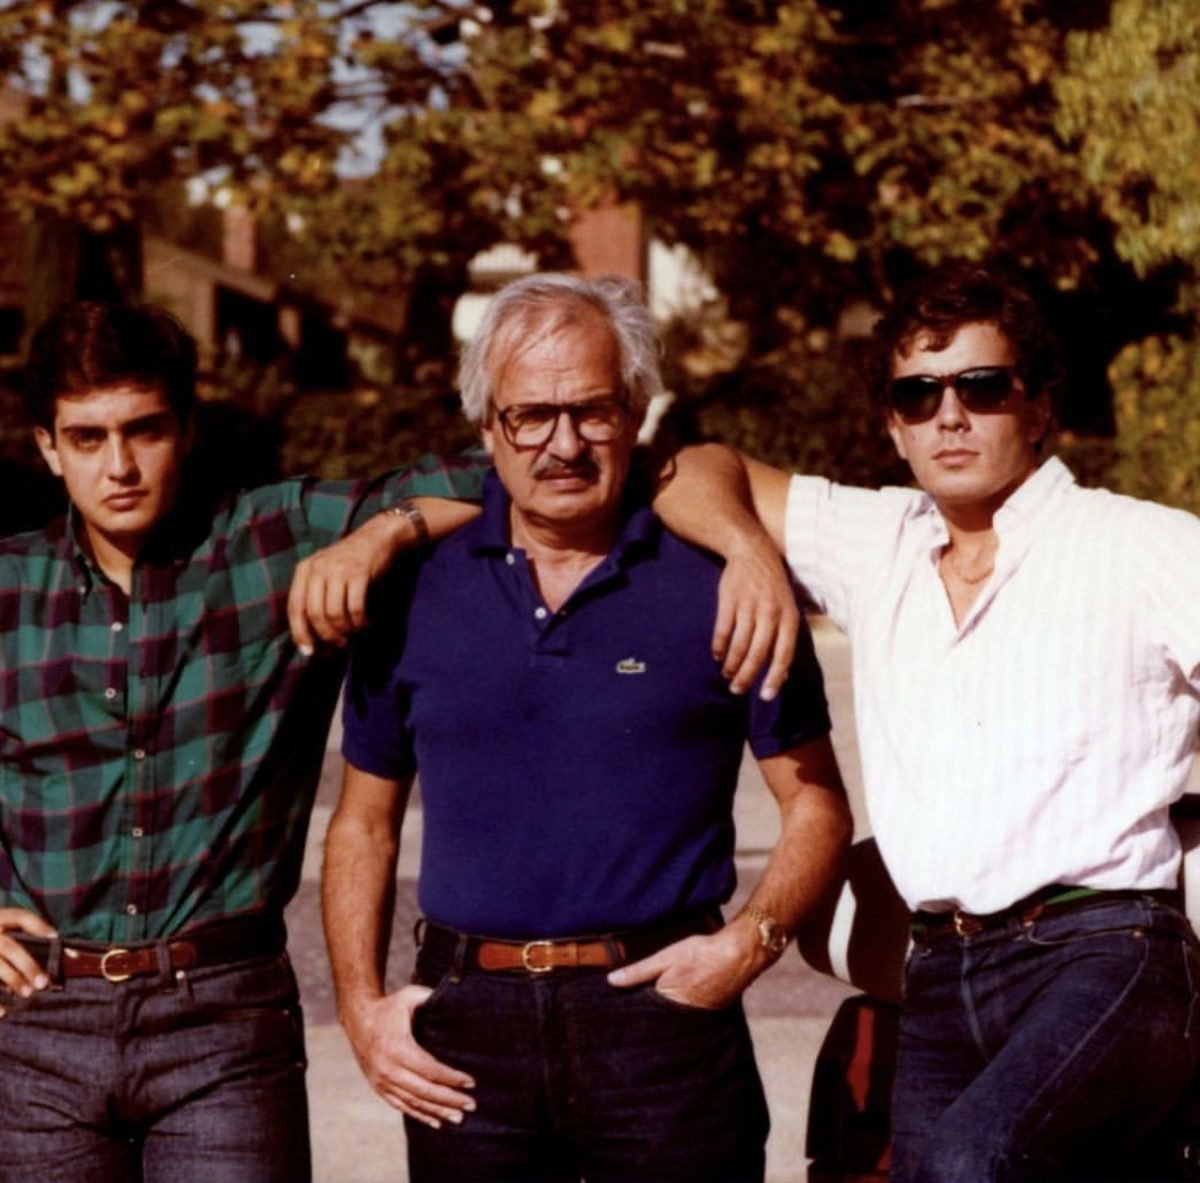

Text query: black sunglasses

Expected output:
[888,366,1020,424]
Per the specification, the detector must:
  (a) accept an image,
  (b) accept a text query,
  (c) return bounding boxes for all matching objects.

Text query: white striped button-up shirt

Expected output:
[785,457,1200,913]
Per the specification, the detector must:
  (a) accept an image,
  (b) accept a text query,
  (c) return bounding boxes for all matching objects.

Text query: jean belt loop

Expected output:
[44,936,63,986]
[451,933,468,983]
[155,940,176,989]
[412,917,428,949]
[604,935,626,968]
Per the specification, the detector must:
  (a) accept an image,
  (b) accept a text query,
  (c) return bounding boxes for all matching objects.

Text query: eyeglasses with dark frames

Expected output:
[888,366,1021,425]
[491,398,630,448]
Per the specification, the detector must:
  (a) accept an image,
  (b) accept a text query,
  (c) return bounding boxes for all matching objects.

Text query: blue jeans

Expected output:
[0,947,310,1183]
[891,895,1200,1183]
[405,933,770,1183]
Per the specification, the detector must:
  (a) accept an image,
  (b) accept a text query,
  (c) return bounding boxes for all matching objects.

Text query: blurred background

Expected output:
[0,0,1197,528]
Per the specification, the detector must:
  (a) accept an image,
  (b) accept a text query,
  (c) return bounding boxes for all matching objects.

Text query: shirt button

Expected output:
[534,607,548,620]
[505,553,516,566]
[111,621,124,633]
[131,827,144,839]
[126,904,138,916]
[133,749,146,761]
[104,688,117,700]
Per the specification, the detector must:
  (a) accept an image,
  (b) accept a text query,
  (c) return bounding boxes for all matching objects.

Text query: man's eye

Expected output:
[511,407,555,427]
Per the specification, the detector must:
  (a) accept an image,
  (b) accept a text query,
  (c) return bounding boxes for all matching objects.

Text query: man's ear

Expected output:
[33,426,63,478]
[885,412,909,463]
[480,425,496,456]
[1024,394,1051,446]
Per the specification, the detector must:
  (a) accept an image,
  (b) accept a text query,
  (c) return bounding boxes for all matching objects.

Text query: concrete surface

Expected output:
[288,621,864,1183]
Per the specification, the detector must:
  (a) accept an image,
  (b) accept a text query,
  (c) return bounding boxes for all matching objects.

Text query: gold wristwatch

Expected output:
[744,906,790,957]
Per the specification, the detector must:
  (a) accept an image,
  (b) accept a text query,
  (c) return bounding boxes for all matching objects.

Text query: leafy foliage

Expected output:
[4,0,1200,504]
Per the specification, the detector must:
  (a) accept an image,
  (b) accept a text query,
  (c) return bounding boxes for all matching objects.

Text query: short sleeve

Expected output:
[785,475,920,630]
[340,570,419,779]
[745,607,832,759]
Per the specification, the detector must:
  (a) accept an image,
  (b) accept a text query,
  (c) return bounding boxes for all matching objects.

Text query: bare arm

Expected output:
[322,763,476,1127]
[608,735,851,1008]
[651,444,796,700]
[289,497,481,654]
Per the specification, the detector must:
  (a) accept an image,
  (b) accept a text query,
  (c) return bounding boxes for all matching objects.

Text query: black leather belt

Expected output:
[912,886,1179,940]
[15,915,285,982]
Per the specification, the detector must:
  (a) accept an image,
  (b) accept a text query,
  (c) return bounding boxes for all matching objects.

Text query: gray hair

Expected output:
[457,272,664,424]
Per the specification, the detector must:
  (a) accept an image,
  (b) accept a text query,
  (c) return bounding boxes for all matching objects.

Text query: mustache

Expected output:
[532,456,601,480]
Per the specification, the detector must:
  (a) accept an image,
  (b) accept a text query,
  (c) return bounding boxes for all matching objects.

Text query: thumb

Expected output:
[287,563,317,657]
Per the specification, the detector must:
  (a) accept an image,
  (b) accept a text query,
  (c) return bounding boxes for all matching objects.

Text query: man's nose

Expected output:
[547,408,586,458]
[935,386,970,429]
[105,436,138,479]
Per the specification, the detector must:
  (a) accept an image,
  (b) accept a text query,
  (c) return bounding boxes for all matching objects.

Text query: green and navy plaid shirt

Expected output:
[0,454,486,943]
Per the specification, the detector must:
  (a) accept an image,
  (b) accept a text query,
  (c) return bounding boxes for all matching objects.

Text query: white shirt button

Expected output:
[105,688,117,700]
[133,749,146,761]
[131,827,144,839]
[505,553,516,565]
[534,607,548,620]
[126,904,138,916]
[111,621,124,633]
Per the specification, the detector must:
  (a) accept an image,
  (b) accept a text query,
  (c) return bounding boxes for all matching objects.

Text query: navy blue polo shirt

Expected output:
[343,471,831,939]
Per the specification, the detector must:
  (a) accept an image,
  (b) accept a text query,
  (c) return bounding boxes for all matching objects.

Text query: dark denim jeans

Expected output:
[891,895,1200,1183]
[0,948,310,1183]
[405,935,770,1183]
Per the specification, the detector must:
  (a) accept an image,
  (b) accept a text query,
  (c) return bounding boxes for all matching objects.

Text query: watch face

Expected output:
[759,919,788,955]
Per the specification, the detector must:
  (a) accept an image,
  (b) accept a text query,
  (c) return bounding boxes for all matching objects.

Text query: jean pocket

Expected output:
[0,986,37,1016]
[409,965,461,1033]
[642,984,734,1017]
[1025,900,1156,948]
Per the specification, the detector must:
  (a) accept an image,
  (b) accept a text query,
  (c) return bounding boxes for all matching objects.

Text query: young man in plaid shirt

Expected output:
[0,300,795,1183]
[0,302,488,1183]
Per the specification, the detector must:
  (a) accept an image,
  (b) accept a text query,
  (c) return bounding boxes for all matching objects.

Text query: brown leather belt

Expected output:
[476,938,623,973]
[15,915,285,983]
[419,908,721,975]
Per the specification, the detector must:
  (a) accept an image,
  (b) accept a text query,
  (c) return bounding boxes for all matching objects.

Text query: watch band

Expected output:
[385,499,430,546]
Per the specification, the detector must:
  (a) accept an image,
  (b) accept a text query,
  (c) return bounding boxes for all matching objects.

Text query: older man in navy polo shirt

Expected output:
[322,272,851,1183]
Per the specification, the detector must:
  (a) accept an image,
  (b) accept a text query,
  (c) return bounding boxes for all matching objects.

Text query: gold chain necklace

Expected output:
[944,549,994,586]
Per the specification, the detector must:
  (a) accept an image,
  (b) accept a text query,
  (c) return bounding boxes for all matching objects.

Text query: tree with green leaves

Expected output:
[5,0,1200,499]
[1055,0,1200,510]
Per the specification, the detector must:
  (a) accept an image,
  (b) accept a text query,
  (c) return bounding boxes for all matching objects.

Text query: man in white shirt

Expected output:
[672,265,1200,1182]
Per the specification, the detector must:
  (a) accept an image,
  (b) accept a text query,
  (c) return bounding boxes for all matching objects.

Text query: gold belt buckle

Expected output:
[953,910,983,938]
[520,940,554,973]
[100,948,132,983]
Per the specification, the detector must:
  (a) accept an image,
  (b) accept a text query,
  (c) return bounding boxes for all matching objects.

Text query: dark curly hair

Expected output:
[24,302,198,430]
[867,264,1064,412]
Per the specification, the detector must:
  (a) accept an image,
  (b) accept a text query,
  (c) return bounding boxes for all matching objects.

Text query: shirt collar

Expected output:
[62,468,215,592]
[916,455,1075,549]
[993,455,1075,533]
[470,468,660,566]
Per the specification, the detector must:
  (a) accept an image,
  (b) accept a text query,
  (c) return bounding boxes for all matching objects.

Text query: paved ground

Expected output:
[287,621,865,1183]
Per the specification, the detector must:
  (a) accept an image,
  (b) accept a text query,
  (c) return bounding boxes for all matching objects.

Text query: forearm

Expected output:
[351,495,480,562]
[651,444,768,558]
[408,496,481,544]
[741,778,851,937]
[322,779,408,1016]
[731,742,852,978]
